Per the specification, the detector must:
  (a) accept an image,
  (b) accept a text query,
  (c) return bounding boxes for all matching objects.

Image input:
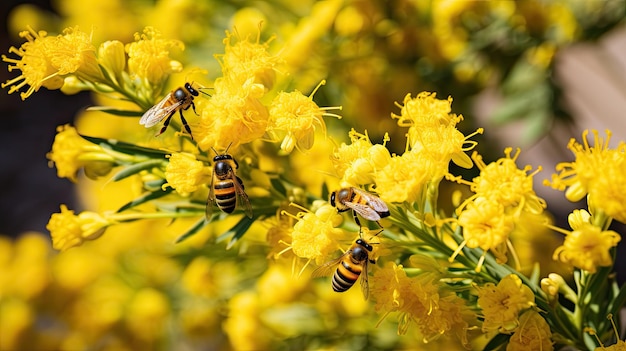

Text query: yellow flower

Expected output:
[46,204,111,251]
[370,262,471,345]
[194,77,268,151]
[375,151,429,204]
[552,210,620,273]
[2,27,65,99]
[457,196,515,267]
[289,204,346,265]
[392,92,459,129]
[125,26,183,86]
[409,123,478,174]
[267,80,342,154]
[164,152,212,196]
[393,92,481,179]
[2,26,103,100]
[477,274,535,333]
[98,40,126,82]
[219,29,279,90]
[46,124,116,182]
[331,129,391,186]
[48,26,102,81]
[506,310,553,351]
[468,148,546,215]
[545,130,626,223]
[540,273,575,304]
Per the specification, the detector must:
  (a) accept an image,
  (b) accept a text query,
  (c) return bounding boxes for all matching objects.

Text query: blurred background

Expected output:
[1,0,625,350]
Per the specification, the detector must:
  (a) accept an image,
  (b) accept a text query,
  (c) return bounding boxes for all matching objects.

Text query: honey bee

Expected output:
[330,187,390,228]
[139,82,201,139]
[206,146,253,221]
[311,229,382,300]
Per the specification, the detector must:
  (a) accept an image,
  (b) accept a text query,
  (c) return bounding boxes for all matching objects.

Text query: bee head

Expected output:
[329,191,337,207]
[355,238,373,252]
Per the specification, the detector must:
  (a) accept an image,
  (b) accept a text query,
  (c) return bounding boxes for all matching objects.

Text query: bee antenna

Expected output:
[211,142,234,156]
[198,88,211,97]
[224,142,233,154]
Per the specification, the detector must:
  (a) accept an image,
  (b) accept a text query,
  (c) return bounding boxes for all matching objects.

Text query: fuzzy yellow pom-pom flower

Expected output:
[2,26,100,99]
[125,26,183,86]
[46,124,116,182]
[546,130,626,224]
[551,210,621,273]
[268,81,342,154]
[164,152,211,196]
[477,274,535,333]
[46,205,111,251]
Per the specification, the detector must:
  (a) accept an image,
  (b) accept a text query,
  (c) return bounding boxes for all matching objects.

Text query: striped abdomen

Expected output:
[331,259,364,292]
[213,180,237,213]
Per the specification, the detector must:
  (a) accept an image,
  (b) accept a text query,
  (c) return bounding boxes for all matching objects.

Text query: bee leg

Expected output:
[352,210,362,228]
[157,112,175,136]
[190,101,199,116]
[178,110,194,140]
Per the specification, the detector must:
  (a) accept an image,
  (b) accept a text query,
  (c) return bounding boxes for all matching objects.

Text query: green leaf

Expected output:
[216,216,255,249]
[483,333,510,351]
[117,186,174,212]
[270,177,287,196]
[112,159,166,181]
[81,135,169,158]
[86,106,144,117]
[175,218,208,243]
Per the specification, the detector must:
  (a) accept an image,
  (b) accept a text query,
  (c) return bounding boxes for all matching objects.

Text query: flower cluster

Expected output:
[447,148,546,271]
[3,2,626,350]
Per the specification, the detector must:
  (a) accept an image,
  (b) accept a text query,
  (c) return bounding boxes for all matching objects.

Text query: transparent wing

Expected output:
[360,259,370,300]
[311,252,349,278]
[205,171,216,222]
[352,188,389,213]
[140,94,182,127]
[344,201,382,221]
[231,172,253,219]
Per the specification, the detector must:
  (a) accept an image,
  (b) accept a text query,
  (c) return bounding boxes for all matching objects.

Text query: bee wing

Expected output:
[311,251,350,278]
[352,188,389,213]
[344,201,383,221]
[360,259,370,300]
[205,171,216,222]
[140,94,182,127]
[231,172,253,219]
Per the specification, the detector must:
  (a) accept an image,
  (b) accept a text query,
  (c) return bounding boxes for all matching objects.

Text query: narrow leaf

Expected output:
[175,218,208,243]
[86,106,144,117]
[117,186,174,212]
[270,177,287,196]
[81,135,168,158]
[112,159,165,182]
[216,216,255,249]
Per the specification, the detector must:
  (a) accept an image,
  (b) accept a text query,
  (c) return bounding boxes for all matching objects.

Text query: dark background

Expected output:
[0,0,90,236]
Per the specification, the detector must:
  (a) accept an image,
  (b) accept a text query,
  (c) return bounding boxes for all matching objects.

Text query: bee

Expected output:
[139,82,201,139]
[330,187,390,228]
[311,229,382,300]
[206,146,253,221]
